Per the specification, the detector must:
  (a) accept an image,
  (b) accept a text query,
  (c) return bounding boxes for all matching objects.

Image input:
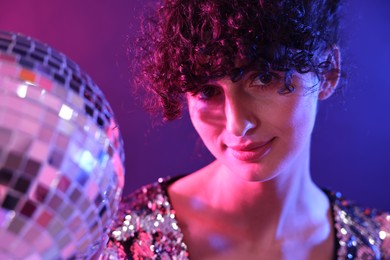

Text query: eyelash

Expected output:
[193,85,221,100]
[250,72,282,87]
[191,72,283,100]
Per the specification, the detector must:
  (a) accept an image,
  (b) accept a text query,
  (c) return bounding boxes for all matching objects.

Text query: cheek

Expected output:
[187,99,224,133]
[188,105,223,157]
[280,96,318,142]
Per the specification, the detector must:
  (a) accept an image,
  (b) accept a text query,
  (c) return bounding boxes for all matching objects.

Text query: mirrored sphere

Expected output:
[0,31,125,259]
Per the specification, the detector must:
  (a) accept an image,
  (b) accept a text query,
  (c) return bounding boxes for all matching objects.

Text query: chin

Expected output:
[226,161,280,183]
[244,171,280,183]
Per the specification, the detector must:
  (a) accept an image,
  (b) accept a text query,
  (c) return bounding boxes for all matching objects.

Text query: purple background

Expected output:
[0,0,389,211]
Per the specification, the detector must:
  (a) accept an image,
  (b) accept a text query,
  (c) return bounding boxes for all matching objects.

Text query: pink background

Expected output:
[0,0,389,211]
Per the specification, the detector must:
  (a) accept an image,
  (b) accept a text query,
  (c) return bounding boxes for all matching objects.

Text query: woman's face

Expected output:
[187,70,324,182]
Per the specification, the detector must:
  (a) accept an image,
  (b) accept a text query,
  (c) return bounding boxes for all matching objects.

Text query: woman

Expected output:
[102,0,390,259]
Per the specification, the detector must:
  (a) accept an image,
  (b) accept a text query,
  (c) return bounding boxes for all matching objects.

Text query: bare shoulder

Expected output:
[168,160,220,196]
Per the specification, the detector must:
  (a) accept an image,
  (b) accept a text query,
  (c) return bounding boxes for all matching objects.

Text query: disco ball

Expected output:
[0,31,125,259]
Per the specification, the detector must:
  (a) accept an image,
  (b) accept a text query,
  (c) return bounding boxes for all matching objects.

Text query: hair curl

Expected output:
[133,0,342,120]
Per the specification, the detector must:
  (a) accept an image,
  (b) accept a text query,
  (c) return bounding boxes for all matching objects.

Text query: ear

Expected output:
[318,45,341,100]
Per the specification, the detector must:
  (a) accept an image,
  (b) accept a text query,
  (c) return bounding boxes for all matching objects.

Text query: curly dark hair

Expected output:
[133,0,342,120]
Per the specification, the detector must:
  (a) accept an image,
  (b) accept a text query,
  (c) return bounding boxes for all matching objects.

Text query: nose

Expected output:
[224,95,256,137]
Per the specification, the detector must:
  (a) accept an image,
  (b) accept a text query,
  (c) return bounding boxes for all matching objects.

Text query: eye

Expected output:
[251,72,276,86]
[194,85,221,100]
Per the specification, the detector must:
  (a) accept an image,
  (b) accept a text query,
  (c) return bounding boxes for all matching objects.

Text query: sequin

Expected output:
[102,177,390,259]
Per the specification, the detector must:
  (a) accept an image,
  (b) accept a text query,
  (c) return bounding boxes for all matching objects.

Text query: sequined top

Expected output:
[101,177,390,259]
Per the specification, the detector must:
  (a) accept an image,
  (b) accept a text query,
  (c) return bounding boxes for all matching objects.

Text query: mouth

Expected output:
[226,138,275,162]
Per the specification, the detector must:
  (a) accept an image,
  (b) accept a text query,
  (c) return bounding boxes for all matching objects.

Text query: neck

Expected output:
[168,146,334,258]
[207,149,312,207]
[209,162,318,218]
[181,147,330,239]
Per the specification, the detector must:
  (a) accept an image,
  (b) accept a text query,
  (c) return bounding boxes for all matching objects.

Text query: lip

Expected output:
[227,138,275,162]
